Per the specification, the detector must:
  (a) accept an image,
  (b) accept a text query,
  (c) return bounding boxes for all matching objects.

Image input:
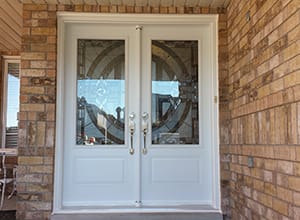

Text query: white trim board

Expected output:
[54,13,220,214]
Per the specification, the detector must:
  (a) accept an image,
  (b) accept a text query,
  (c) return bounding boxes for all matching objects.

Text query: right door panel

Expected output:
[141,24,214,206]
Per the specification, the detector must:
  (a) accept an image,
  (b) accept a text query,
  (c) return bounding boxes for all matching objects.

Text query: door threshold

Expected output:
[55,205,221,213]
[51,212,223,220]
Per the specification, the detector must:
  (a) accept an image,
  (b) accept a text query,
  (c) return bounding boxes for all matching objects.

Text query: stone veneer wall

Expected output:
[19,4,229,220]
[227,0,300,219]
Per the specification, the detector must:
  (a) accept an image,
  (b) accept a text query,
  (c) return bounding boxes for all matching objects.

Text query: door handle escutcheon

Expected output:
[130,129,134,155]
[129,113,136,155]
[142,129,147,155]
[142,112,149,155]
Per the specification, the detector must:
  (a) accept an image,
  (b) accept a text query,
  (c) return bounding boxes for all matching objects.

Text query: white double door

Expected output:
[61,17,218,210]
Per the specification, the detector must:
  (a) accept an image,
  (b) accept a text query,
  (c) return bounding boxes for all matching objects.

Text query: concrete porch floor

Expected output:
[1,195,16,211]
[51,213,223,220]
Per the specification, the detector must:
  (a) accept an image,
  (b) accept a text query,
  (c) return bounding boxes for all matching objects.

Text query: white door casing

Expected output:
[54,13,220,214]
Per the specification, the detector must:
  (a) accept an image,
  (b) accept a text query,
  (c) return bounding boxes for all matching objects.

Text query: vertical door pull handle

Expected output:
[129,113,135,155]
[142,112,149,155]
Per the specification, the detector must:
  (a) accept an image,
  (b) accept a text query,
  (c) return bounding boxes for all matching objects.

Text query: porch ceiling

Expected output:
[20,0,230,8]
[0,0,22,52]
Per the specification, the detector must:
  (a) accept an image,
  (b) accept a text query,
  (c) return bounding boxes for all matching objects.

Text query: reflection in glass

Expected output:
[151,41,199,144]
[5,63,20,148]
[76,40,125,145]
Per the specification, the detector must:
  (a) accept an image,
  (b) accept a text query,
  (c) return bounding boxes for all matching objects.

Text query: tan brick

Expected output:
[47,36,56,44]
[22,69,45,77]
[272,198,289,216]
[26,202,51,211]
[293,191,300,206]
[23,4,47,11]
[21,86,44,95]
[32,11,48,19]
[288,176,300,192]
[274,146,296,161]
[277,186,293,202]
[31,43,56,52]
[263,170,273,182]
[30,61,49,69]
[294,163,300,176]
[20,104,44,112]
[277,173,289,188]
[47,52,56,61]
[36,122,46,146]
[29,165,52,174]
[277,160,294,175]
[31,27,56,35]
[264,182,276,195]
[19,156,43,165]
[259,192,273,208]
[22,52,46,60]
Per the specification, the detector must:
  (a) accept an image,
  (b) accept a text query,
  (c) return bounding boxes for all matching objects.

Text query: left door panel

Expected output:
[62,23,139,207]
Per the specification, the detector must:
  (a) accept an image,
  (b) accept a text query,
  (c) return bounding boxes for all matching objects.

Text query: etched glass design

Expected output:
[151,40,199,144]
[76,40,125,145]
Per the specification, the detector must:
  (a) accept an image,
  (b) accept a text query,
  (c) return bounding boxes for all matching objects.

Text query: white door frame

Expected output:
[53,13,220,214]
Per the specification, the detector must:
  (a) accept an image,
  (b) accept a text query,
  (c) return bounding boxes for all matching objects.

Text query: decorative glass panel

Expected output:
[151,40,199,144]
[76,40,125,145]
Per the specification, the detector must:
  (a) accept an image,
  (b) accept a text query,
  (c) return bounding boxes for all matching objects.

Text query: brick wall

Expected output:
[227,0,300,219]
[19,4,229,220]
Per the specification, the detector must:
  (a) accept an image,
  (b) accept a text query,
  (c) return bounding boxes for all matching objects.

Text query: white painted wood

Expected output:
[51,212,223,220]
[56,13,218,24]
[140,22,218,207]
[53,16,66,212]
[54,13,220,214]
[134,25,143,207]
[53,205,221,213]
[1,56,20,150]
[61,23,139,207]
